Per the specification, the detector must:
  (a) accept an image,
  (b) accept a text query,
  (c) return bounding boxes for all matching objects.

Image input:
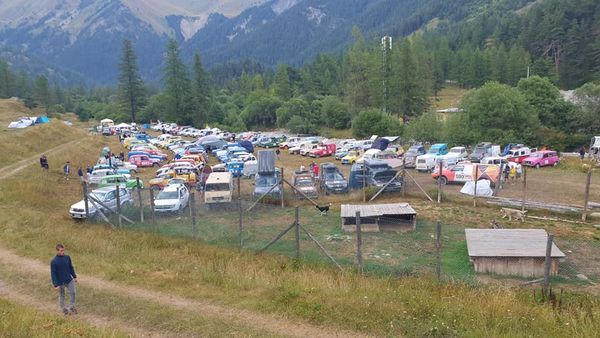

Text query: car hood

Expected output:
[71,200,95,211]
[373,170,398,181]
[325,180,347,186]
[154,199,180,206]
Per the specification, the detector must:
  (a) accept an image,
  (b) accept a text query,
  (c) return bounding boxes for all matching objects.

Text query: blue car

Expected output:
[227,161,244,177]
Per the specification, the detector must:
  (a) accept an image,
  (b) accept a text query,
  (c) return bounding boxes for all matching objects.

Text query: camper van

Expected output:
[204,172,233,207]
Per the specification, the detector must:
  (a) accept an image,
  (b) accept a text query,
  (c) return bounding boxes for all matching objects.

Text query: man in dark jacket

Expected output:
[50,244,77,315]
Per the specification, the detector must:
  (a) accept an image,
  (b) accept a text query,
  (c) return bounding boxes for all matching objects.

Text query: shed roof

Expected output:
[341,203,416,218]
[465,229,565,258]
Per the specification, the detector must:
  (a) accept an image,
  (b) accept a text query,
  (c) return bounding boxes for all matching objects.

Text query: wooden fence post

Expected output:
[437,160,443,203]
[473,165,478,207]
[82,181,90,220]
[281,167,285,208]
[436,220,442,280]
[190,192,197,239]
[543,234,554,299]
[237,175,241,199]
[239,198,243,249]
[115,185,122,228]
[294,207,300,260]
[149,188,156,229]
[362,164,366,202]
[355,211,363,274]
[136,177,144,223]
[521,166,528,212]
[402,156,406,197]
[494,163,504,196]
[582,170,592,221]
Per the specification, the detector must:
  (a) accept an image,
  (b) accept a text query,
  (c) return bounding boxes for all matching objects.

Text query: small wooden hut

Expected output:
[341,203,417,233]
[465,229,566,277]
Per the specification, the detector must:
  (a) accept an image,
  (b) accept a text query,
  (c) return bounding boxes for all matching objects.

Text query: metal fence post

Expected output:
[543,234,554,299]
[355,211,363,274]
[82,181,90,220]
[473,165,478,207]
[582,170,592,221]
[401,156,406,197]
[239,198,243,249]
[115,185,122,228]
[190,192,197,239]
[136,177,144,223]
[494,163,504,196]
[362,164,366,202]
[281,167,285,208]
[294,207,300,260]
[436,220,442,280]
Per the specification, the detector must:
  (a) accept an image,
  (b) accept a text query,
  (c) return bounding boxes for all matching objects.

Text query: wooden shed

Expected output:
[341,203,417,233]
[465,229,566,278]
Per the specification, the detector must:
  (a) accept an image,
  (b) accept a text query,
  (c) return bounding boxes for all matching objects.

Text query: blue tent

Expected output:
[371,138,390,150]
[240,140,254,153]
[35,116,49,124]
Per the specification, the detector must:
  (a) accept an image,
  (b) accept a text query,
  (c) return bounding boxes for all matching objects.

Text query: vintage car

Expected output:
[522,150,560,168]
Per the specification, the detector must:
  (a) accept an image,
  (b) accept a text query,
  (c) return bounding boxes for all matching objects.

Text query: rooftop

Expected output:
[341,203,416,218]
[465,229,566,258]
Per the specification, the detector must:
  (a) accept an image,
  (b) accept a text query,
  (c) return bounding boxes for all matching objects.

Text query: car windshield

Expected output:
[428,148,440,154]
[157,191,179,200]
[473,147,485,154]
[347,151,357,157]
[450,149,462,153]
[530,153,543,158]
[325,172,344,181]
[205,183,230,191]
[256,175,278,186]
[89,192,108,201]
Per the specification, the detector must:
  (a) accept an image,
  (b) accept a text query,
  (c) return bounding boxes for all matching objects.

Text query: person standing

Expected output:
[516,164,522,180]
[40,155,49,171]
[86,165,92,176]
[275,148,281,160]
[50,244,77,315]
[77,166,84,182]
[579,146,586,160]
[509,165,516,183]
[63,161,70,180]
[313,162,319,178]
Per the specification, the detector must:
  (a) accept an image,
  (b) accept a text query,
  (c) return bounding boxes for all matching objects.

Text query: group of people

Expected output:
[298,162,320,177]
[40,155,93,183]
[503,163,523,184]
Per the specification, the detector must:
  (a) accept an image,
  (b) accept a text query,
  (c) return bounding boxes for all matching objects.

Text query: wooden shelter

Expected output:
[341,203,416,233]
[465,229,566,277]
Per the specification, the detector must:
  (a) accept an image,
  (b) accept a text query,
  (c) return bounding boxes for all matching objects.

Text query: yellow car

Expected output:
[149,170,197,189]
[341,151,360,165]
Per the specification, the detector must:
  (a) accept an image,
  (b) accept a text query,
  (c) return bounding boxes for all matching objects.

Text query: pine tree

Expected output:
[273,64,292,100]
[34,75,51,113]
[192,52,211,127]
[163,39,194,124]
[0,59,13,98]
[117,39,145,123]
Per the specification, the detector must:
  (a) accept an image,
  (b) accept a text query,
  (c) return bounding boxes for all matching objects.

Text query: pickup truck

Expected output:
[308,144,336,158]
[431,163,500,185]
[415,144,449,172]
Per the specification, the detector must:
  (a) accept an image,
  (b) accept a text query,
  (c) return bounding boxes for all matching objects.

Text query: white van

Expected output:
[204,172,233,206]
[356,149,381,164]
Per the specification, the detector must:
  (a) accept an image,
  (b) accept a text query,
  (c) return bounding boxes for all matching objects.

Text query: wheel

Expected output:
[535,163,540,169]
[153,162,159,167]
[316,154,320,158]
[553,162,558,166]
[177,204,184,214]
[437,176,448,185]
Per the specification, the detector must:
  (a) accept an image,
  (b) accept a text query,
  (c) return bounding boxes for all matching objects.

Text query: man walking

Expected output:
[50,244,77,315]
[77,166,84,182]
[63,161,70,180]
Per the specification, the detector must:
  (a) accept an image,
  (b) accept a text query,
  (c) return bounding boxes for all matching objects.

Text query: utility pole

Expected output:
[381,36,392,114]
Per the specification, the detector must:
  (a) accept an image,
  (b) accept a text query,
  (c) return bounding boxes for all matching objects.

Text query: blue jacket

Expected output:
[50,255,77,287]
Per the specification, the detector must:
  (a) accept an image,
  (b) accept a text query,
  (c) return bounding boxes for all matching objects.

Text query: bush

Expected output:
[351,109,402,138]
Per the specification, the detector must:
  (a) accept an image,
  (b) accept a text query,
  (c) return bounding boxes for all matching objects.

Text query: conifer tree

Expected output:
[117,39,145,122]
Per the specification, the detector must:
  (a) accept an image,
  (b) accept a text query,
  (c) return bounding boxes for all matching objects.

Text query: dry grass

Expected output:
[430,85,470,111]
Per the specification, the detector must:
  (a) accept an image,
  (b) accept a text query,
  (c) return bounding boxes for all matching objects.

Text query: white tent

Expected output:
[114,123,131,129]
[8,117,34,129]
[460,180,493,197]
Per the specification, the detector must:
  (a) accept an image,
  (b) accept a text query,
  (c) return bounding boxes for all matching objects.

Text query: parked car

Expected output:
[522,150,560,168]
[204,172,234,206]
[415,144,449,172]
[129,154,157,168]
[154,184,190,213]
[341,150,361,165]
[356,149,381,164]
[289,140,319,155]
[308,143,336,158]
[469,142,500,163]
[89,168,125,184]
[69,186,132,219]
[403,145,426,168]
[253,170,282,198]
[97,174,142,190]
[292,171,318,198]
[436,146,468,167]
[348,159,402,192]
[505,146,537,163]
[318,163,348,194]
[431,163,501,185]
[149,170,197,189]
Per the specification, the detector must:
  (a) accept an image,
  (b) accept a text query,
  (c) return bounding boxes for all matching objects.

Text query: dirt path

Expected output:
[0,138,85,180]
[0,279,167,337]
[0,246,370,338]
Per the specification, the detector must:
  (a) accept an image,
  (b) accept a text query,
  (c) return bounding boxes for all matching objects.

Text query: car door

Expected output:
[104,190,117,209]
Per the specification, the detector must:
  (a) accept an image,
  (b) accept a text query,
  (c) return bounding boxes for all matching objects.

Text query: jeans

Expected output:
[58,280,76,310]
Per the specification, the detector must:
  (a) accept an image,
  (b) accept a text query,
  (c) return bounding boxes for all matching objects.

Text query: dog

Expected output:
[316,203,332,216]
[500,208,527,222]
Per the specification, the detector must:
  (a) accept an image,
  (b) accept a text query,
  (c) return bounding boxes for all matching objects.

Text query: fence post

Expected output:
[543,234,554,299]
[436,220,442,280]
[362,164,366,202]
[136,177,144,223]
[473,165,478,207]
[239,198,243,249]
[115,185,122,228]
[190,192,197,239]
[521,166,528,212]
[294,207,300,260]
[437,160,443,203]
[237,175,241,199]
[402,156,406,197]
[355,211,363,274]
[582,170,592,221]
[149,188,156,229]
[82,181,90,220]
[279,167,284,208]
[494,163,504,196]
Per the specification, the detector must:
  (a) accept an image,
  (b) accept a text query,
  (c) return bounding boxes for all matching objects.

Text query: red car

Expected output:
[308,144,336,158]
[129,155,156,168]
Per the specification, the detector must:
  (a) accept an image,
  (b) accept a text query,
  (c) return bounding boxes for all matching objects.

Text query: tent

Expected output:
[8,118,34,129]
[371,138,390,150]
[35,116,49,124]
[114,123,131,129]
[460,180,493,197]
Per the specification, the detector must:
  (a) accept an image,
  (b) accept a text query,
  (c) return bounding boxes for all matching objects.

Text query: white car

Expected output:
[154,184,190,213]
[69,186,132,219]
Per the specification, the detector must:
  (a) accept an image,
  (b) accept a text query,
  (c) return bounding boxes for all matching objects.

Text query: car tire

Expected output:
[535,164,540,169]
[153,162,159,167]
[438,176,448,185]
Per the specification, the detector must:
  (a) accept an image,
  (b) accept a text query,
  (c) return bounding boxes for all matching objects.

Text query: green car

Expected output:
[97,175,143,190]
[259,137,284,148]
